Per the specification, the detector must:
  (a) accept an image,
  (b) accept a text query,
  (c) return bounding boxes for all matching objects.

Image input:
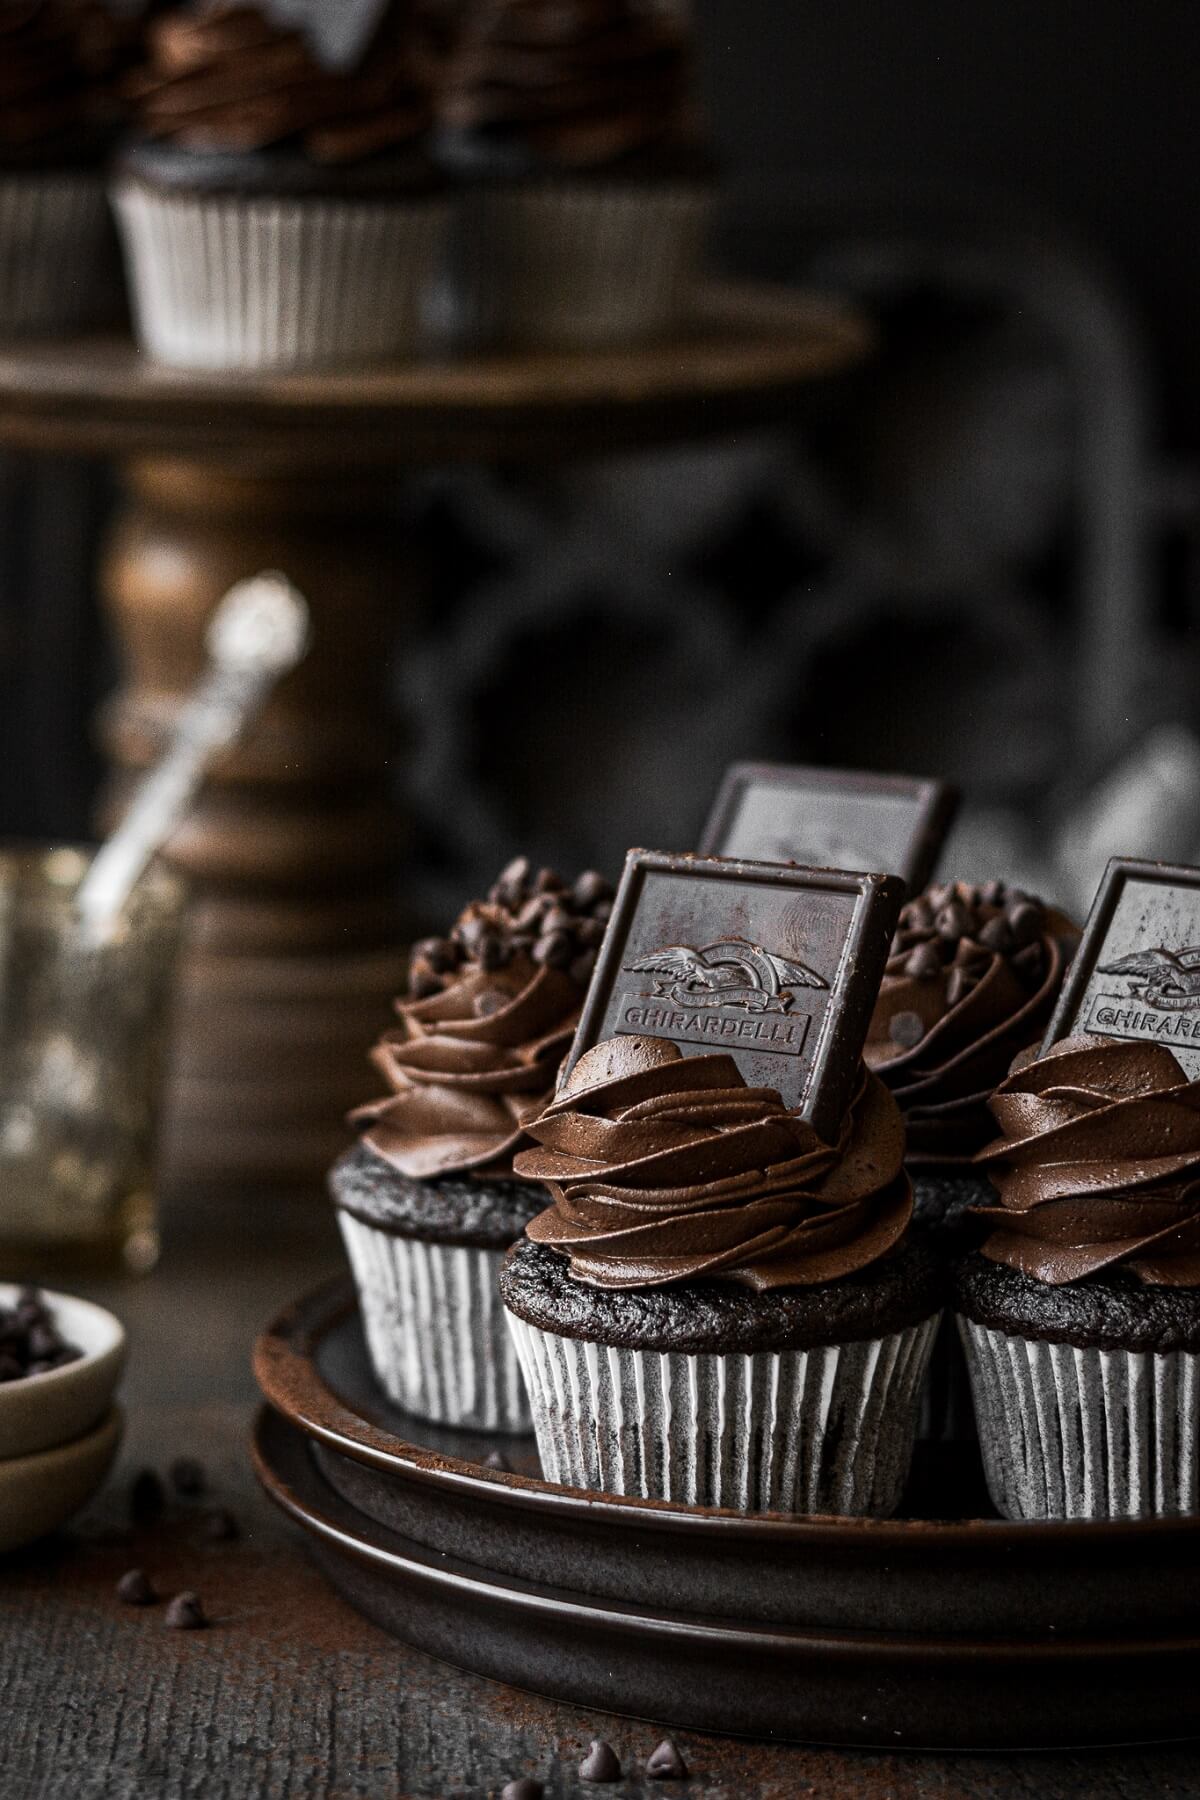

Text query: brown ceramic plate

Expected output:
[252,1281,1200,1747]
[253,1401,1200,1751]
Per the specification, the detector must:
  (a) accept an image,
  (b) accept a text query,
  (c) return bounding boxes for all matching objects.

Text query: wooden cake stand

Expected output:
[0,286,870,1191]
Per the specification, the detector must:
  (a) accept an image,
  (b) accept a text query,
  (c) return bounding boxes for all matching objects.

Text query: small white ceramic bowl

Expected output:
[0,1283,126,1461]
[0,1405,123,1553]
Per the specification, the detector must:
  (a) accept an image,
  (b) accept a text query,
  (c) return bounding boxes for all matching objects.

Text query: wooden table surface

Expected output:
[3,1194,1197,1800]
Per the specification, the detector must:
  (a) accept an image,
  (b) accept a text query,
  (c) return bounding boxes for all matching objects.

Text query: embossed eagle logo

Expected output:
[624,939,827,1014]
[1098,946,1200,1010]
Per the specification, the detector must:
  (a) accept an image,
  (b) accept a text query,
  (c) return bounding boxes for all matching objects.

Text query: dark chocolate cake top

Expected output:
[124,1,438,163]
[350,857,612,1183]
[514,1033,912,1292]
[863,880,1078,1169]
[443,0,706,171]
[502,1233,943,1353]
[972,1035,1200,1287]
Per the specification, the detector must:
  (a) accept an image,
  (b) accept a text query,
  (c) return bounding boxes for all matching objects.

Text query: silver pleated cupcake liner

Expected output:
[338,1214,530,1434]
[112,181,449,370]
[0,173,114,333]
[959,1316,1200,1519]
[505,1311,939,1514]
[457,183,712,350]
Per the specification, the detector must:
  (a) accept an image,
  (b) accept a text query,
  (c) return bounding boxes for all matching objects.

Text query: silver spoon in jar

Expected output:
[75,571,310,945]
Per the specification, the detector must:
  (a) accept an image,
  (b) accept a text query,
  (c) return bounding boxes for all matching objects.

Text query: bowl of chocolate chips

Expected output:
[0,1285,124,1551]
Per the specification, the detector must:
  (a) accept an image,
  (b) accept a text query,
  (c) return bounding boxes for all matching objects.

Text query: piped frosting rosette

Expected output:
[515,1035,912,1289]
[352,957,582,1180]
[865,880,1078,1168]
[973,1036,1200,1286]
[957,1036,1200,1519]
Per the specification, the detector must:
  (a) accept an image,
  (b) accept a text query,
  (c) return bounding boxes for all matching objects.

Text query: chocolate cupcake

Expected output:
[441,0,713,348]
[956,1036,1200,1519]
[112,1,449,368]
[501,1035,942,1514]
[330,857,613,1433]
[0,0,121,333]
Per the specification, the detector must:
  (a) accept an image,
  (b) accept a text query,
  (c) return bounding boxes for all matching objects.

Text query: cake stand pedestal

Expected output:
[0,286,870,1190]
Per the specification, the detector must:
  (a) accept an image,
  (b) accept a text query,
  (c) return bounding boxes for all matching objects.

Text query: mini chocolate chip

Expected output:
[534,867,564,894]
[954,938,991,970]
[532,931,572,969]
[495,855,531,907]
[116,1568,157,1606]
[130,1468,165,1525]
[1006,899,1043,947]
[978,879,1007,907]
[482,1449,510,1472]
[201,1508,239,1542]
[646,1736,689,1779]
[501,1780,543,1800]
[569,951,596,988]
[456,917,489,956]
[25,1322,59,1360]
[479,934,510,972]
[888,1010,925,1049]
[591,898,613,922]
[579,1740,621,1783]
[945,966,973,1008]
[926,882,954,912]
[934,901,971,941]
[573,870,612,910]
[575,914,604,945]
[905,897,935,929]
[164,1591,206,1630]
[169,1457,206,1498]
[413,936,455,974]
[540,905,573,936]
[903,942,942,980]
[977,914,1013,954]
[517,895,552,928]
[1011,942,1046,981]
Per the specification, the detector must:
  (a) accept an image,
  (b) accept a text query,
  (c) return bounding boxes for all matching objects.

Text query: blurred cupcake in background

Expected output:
[441,0,714,348]
[112,0,450,368]
[330,857,613,1433]
[0,0,122,333]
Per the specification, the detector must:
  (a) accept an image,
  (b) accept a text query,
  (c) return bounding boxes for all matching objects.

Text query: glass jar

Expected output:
[0,846,187,1276]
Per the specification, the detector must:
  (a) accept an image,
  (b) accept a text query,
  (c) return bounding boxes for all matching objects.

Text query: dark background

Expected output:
[3,1,1199,915]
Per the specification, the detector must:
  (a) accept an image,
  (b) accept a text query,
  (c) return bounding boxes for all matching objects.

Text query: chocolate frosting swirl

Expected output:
[446,0,702,168]
[0,1,97,161]
[864,880,1077,1168]
[973,1035,1200,1287]
[127,3,435,162]
[352,954,582,1179]
[350,858,613,1181]
[514,1034,912,1291]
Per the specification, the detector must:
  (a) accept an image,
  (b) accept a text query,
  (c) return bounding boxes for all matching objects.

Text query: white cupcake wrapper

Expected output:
[959,1316,1200,1519]
[338,1214,530,1434]
[459,183,711,349]
[113,181,449,370]
[506,1312,938,1514]
[0,173,113,333]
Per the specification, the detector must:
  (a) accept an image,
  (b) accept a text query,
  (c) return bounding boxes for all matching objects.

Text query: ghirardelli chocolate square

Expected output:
[698,762,958,895]
[1044,856,1200,1078]
[564,851,904,1142]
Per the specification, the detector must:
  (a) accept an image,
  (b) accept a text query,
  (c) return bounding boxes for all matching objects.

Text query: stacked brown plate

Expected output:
[253,1279,1200,1750]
